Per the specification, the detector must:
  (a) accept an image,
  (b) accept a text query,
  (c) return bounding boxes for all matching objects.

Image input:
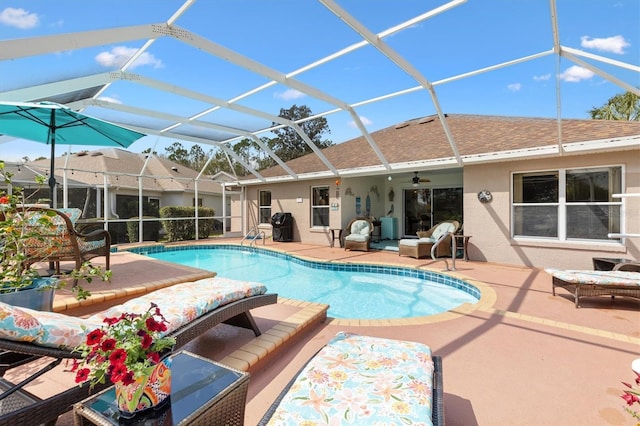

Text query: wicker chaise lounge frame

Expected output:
[257,355,444,426]
[0,293,277,426]
[398,220,460,259]
[552,263,640,308]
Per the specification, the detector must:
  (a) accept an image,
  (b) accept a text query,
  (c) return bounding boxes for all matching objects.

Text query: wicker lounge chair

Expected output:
[0,276,278,426]
[258,332,444,426]
[343,217,374,252]
[398,220,460,259]
[547,266,640,308]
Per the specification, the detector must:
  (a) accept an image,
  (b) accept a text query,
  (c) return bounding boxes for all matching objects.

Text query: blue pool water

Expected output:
[136,245,479,320]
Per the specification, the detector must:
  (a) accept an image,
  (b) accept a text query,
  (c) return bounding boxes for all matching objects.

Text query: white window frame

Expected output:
[258,190,271,224]
[311,185,330,228]
[511,165,623,243]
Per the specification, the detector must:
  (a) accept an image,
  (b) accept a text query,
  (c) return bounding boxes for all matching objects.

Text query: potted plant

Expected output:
[0,162,111,309]
[71,303,176,417]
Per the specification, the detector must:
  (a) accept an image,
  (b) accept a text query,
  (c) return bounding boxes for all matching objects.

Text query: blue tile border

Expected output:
[126,244,481,300]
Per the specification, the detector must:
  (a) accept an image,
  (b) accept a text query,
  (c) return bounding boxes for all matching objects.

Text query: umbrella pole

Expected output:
[48,110,56,208]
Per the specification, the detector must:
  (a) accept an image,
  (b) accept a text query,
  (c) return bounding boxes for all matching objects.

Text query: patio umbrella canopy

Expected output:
[0,101,145,206]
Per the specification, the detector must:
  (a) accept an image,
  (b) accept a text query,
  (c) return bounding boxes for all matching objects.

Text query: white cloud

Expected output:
[533,73,551,81]
[97,96,122,105]
[95,46,163,69]
[274,89,305,101]
[507,83,522,92]
[0,8,39,29]
[559,65,595,82]
[580,35,630,54]
[348,116,372,128]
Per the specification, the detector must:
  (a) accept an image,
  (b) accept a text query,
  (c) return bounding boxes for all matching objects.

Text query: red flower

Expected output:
[0,196,9,204]
[109,348,128,366]
[103,316,120,325]
[147,352,160,364]
[100,338,117,352]
[622,391,640,406]
[146,317,166,333]
[120,370,136,386]
[86,329,105,346]
[75,368,91,383]
[140,333,153,349]
[109,363,129,383]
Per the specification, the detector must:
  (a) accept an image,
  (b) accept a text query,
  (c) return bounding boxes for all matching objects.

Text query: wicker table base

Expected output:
[73,351,249,426]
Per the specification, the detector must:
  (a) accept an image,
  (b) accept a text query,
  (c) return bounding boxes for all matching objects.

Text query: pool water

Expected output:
[140,245,479,320]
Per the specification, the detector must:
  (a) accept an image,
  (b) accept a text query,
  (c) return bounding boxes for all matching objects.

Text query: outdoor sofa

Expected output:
[258,332,444,426]
[547,266,640,308]
[0,276,277,426]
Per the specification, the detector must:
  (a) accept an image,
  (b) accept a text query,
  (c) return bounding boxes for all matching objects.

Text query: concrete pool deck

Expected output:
[9,237,640,425]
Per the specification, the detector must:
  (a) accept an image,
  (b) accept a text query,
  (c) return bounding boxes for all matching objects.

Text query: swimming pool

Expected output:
[132,245,480,320]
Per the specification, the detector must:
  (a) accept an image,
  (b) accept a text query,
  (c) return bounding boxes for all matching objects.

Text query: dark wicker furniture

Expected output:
[0,293,277,426]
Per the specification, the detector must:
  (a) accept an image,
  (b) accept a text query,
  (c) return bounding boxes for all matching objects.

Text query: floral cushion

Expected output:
[350,220,371,236]
[0,301,44,342]
[265,332,435,425]
[89,277,268,338]
[546,269,640,287]
[0,277,268,349]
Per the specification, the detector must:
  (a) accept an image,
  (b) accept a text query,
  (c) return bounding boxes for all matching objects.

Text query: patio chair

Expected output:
[547,267,640,308]
[21,207,111,281]
[398,220,460,259]
[0,276,278,426]
[343,217,374,252]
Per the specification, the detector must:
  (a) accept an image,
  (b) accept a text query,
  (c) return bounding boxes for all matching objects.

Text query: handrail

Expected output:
[431,231,457,271]
[241,226,265,247]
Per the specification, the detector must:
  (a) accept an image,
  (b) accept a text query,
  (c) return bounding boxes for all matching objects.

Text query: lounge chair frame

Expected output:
[552,275,640,308]
[257,353,443,426]
[398,220,460,259]
[0,293,277,426]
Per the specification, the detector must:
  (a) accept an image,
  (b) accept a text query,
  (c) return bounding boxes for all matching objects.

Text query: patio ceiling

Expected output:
[0,0,638,185]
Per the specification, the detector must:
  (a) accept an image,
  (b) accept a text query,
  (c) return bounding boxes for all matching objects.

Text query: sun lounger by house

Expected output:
[547,268,640,308]
[258,332,444,426]
[0,276,277,426]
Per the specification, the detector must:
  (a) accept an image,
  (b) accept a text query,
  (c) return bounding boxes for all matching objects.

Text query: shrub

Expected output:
[159,206,215,242]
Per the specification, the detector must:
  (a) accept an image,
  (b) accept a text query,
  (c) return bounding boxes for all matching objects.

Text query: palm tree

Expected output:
[588,90,639,121]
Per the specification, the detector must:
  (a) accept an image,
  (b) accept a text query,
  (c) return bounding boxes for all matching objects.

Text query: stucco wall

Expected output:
[463,149,640,270]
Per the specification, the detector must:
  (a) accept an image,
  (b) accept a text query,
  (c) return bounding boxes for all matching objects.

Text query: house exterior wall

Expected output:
[463,149,640,270]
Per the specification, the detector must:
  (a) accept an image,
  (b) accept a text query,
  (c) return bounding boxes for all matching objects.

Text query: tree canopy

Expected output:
[589,90,639,121]
[156,104,332,176]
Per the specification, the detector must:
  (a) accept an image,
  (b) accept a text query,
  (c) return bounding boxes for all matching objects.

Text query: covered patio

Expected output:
[6,238,637,425]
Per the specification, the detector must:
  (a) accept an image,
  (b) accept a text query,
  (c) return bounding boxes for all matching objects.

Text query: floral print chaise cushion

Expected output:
[266,332,435,426]
[0,277,267,349]
[546,269,640,287]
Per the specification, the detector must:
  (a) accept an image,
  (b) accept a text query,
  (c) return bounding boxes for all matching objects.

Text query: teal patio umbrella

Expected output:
[0,101,145,206]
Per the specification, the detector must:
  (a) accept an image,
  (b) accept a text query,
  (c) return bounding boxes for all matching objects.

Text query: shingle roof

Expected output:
[252,114,640,179]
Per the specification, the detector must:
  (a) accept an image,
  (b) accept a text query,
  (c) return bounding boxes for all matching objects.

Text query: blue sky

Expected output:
[0,0,638,163]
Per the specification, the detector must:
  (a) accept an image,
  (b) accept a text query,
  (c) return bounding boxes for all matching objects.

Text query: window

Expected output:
[512,166,622,241]
[259,190,271,224]
[311,186,329,227]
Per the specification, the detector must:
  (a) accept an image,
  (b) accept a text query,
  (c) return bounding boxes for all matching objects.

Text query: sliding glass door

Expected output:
[403,187,462,237]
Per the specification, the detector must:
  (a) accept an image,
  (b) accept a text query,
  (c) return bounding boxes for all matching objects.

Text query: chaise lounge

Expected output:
[547,266,640,308]
[258,332,444,426]
[0,276,278,426]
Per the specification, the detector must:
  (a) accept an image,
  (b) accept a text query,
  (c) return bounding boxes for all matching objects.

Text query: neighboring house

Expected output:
[25,149,224,242]
[235,114,640,270]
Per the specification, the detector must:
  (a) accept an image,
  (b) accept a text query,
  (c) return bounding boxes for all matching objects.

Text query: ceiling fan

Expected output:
[411,171,430,187]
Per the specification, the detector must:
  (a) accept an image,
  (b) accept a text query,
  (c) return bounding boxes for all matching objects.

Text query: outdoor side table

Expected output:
[453,235,471,261]
[73,351,249,426]
[330,228,343,248]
